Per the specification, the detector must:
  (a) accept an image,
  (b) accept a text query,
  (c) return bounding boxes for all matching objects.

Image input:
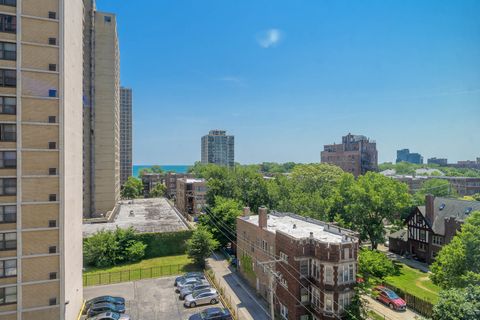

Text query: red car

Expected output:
[374,286,407,311]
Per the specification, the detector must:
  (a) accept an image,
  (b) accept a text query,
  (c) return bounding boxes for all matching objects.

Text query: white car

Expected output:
[87,312,130,320]
[184,288,219,308]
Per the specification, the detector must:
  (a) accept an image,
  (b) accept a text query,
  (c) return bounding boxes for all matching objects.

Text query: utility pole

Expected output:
[258,259,282,320]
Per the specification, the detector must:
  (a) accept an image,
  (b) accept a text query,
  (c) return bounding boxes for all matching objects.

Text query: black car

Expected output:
[85,296,125,309]
[189,307,232,320]
[87,303,126,317]
[174,272,205,286]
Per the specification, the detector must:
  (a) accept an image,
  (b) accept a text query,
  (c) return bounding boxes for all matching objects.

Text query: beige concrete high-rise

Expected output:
[0,0,84,319]
[120,87,132,186]
[83,0,120,218]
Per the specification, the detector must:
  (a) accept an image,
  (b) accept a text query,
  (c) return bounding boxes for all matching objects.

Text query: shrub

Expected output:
[136,230,193,258]
[125,241,147,262]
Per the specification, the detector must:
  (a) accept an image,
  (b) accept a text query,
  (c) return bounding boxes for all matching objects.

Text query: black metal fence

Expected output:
[83,264,192,287]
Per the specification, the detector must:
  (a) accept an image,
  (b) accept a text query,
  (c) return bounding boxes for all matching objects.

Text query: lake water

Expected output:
[133,165,191,177]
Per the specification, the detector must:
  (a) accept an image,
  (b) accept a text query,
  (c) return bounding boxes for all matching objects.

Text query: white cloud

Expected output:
[257,29,283,48]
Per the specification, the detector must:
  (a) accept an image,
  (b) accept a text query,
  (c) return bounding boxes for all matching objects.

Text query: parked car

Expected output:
[174,272,205,286]
[184,288,219,308]
[85,296,125,310]
[179,283,212,300]
[86,312,130,320]
[188,307,232,320]
[87,303,126,317]
[374,286,407,311]
[176,277,207,292]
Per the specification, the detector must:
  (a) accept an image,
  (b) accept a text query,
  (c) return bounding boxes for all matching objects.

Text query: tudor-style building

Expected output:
[389,195,480,263]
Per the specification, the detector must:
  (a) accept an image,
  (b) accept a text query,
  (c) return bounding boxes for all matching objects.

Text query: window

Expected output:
[48,11,56,19]
[0,42,15,61]
[0,178,16,195]
[324,265,333,284]
[0,15,16,33]
[49,297,56,305]
[299,259,309,276]
[261,240,268,251]
[0,151,15,168]
[0,97,15,114]
[49,168,57,175]
[48,38,57,45]
[279,303,288,319]
[279,275,288,288]
[310,259,320,279]
[48,116,56,123]
[49,194,57,201]
[48,246,56,254]
[339,292,353,313]
[432,235,443,246]
[49,272,57,280]
[310,286,320,309]
[339,264,355,283]
[0,205,15,223]
[344,247,350,260]
[280,251,288,262]
[418,243,427,252]
[300,287,309,303]
[48,142,56,149]
[0,232,15,250]
[0,0,16,7]
[104,16,112,23]
[48,220,56,228]
[0,259,16,277]
[0,69,15,87]
[48,64,57,71]
[419,230,426,242]
[324,293,333,313]
[0,124,15,141]
[0,286,16,305]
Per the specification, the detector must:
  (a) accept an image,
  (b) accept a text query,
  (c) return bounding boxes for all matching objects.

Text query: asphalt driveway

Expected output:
[84,276,224,320]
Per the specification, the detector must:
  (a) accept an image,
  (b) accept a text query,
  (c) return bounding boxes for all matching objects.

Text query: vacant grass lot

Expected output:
[385,264,440,303]
[83,254,199,286]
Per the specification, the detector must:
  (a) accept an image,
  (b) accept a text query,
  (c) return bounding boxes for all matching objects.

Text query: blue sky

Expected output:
[98,0,480,165]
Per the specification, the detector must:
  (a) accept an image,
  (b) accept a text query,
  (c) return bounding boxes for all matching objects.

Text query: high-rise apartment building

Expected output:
[201,130,234,167]
[321,133,378,177]
[0,1,84,319]
[83,0,120,218]
[120,87,132,185]
[427,157,448,166]
[396,149,423,164]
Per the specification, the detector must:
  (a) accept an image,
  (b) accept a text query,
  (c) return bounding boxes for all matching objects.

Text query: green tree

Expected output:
[121,177,144,199]
[186,227,219,267]
[414,178,454,205]
[199,196,242,247]
[231,166,270,211]
[430,211,480,289]
[432,285,480,320]
[358,249,397,280]
[149,183,166,198]
[340,172,412,249]
[139,165,164,177]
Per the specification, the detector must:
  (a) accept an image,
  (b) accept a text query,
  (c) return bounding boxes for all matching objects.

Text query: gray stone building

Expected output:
[201,130,234,167]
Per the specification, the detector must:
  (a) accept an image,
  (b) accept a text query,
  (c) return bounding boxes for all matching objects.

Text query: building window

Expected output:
[261,240,268,251]
[0,15,15,33]
[344,247,351,260]
[324,293,334,313]
[0,232,15,250]
[279,303,288,319]
[299,259,309,276]
[0,178,16,195]
[279,275,288,289]
[310,259,320,279]
[418,243,427,252]
[339,291,354,313]
[0,205,15,223]
[339,264,355,283]
[310,286,320,309]
[48,11,56,19]
[432,235,443,246]
[104,16,111,23]
[0,0,16,7]
[0,97,16,114]
[419,230,427,242]
[0,124,15,141]
[300,287,309,303]
[0,69,15,87]
[0,42,15,61]
[324,265,333,284]
[0,286,16,305]
[0,151,15,168]
[280,251,288,262]
[0,259,16,277]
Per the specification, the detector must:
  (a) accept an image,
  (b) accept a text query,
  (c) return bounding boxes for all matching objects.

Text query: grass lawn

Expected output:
[385,264,440,303]
[367,311,385,320]
[83,254,199,286]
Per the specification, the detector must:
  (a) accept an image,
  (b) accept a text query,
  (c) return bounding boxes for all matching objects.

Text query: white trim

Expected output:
[20,41,59,49]
[0,310,16,316]
[21,201,59,205]
[21,122,59,126]
[20,68,59,75]
[21,304,60,313]
[0,11,16,16]
[20,149,58,152]
[0,283,16,289]
[20,15,59,23]
[21,279,59,286]
[21,227,59,232]
[21,95,59,101]
[21,253,60,259]
[22,175,58,178]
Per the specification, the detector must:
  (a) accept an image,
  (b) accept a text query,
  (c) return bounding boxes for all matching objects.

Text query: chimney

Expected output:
[258,206,268,229]
[243,207,250,217]
[425,194,435,224]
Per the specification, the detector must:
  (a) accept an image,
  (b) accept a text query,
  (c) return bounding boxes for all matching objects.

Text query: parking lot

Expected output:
[83,276,225,320]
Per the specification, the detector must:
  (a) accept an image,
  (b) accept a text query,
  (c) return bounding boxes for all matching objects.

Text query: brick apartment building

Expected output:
[141,172,164,197]
[175,178,207,220]
[389,195,480,263]
[321,133,378,177]
[165,172,193,198]
[237,208,359,320]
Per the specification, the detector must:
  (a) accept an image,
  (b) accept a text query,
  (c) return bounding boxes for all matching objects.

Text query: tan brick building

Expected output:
[321,133,378,177]
[175,178,206,220]
[237,208,359,320]
[83,0,120,218]
[0,0,84,319]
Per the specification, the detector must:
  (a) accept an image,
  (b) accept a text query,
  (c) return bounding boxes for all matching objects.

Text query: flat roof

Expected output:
[242,212,357,244]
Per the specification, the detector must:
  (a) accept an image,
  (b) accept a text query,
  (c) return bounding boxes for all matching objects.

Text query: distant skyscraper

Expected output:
[396,149,423,164]
[321,133,378,177]
[201,130,235,167]
[120,87,133,185]
[83,1,121,217]
[427,157,448,166]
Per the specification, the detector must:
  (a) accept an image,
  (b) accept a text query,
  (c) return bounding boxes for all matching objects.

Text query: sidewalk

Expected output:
[207,252,270,320]
[378,245,430,273]
[365,296,421,320]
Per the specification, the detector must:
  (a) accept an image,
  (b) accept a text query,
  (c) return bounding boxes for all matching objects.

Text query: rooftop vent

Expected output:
[465,207,473,215]
[439,203,446,211]
[293,224,296,229]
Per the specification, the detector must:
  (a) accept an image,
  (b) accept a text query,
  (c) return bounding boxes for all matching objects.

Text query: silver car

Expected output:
[176,277,206,292]
[86,312,130,320]
[179,283,212,300]
[184,288,219,308]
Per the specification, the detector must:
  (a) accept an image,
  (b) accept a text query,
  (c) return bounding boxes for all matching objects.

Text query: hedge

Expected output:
[135,230,193,258]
